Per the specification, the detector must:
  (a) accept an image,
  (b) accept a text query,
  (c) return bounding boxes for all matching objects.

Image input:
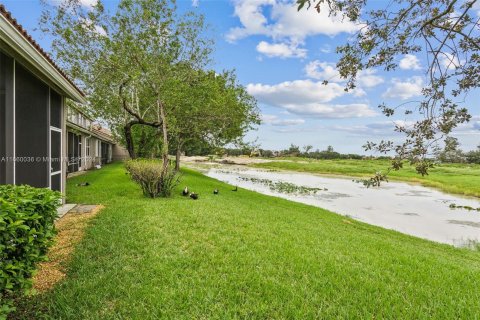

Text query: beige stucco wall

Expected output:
[112,144,130,162]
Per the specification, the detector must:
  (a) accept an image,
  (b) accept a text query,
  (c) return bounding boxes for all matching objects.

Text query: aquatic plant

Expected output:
[354,171,389,188]
[448,203,480,212]
[238,177,323,195]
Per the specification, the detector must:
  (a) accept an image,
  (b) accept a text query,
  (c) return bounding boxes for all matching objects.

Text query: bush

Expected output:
[0,185,61,318]
[125,159,180,198]
[466,150,480,164]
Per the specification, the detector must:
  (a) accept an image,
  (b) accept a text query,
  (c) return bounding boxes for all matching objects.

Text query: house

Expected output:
[66,105,129,174]
[0,5,128,194]
[66,105,113,174]
[0,4,86,195]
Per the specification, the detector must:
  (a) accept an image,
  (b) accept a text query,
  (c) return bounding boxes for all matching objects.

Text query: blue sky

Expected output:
[3,0,480,153]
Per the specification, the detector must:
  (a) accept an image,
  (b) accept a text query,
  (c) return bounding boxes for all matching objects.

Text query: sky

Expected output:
[2,0,480,154]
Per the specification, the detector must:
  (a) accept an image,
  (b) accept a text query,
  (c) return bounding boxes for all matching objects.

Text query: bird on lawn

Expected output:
[213,189,219,195]
[76,182,90,187]
[182,186,189,196]
[232,186,238,192]
[189,192,199,200]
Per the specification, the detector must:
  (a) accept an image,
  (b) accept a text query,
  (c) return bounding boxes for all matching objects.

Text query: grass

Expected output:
[252,158,480,198]
[19,162,480,319]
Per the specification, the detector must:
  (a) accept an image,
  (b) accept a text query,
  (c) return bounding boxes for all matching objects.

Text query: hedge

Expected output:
[0,185,61,318]
[125,159,180,198]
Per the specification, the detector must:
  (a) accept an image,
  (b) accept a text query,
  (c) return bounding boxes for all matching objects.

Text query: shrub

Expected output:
[125,159,180,198]
[0,185,61,318]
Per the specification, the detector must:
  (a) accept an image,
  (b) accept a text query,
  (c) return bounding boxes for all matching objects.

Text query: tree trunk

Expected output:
[124,122,136,159]
[175,146,182,171]
[159,101,169,176]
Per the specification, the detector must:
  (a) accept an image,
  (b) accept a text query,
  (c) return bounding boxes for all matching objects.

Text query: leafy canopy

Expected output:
[297,0,479,174]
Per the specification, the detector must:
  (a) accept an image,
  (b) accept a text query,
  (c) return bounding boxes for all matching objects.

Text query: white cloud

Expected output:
[304,60,383,88]
[227,0,274,42]
[383,76,424,100]
[453,115,480,135]
[281,103,377,118]
[268,2,359,40]
[247,79,346,105]
[320,44,331,53]
[52,0,98,8]
[332,120,414,136]
[439,52,463,70]
[226,0,359,47]
[399,54,422,70]
[352,88,367,97]
[247,79,376,118]
[262,114,305,126]
[256,41,307,58]
[79,0,97,7]
[357,69,384,88]
[304,61,342,82]
[79,17,106,36]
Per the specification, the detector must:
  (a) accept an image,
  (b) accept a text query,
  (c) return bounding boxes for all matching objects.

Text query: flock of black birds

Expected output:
[182,185,238,200]
[76,181,239,199]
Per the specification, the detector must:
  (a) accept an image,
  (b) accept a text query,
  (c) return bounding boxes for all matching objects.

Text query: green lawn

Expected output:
[252,158,480,198]
[23,163,480,319]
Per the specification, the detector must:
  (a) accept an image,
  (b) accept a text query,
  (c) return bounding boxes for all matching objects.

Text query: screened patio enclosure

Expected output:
[0,4,86,196]
[0,50,65,191]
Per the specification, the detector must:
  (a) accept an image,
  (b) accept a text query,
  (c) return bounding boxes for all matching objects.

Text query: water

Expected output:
[196,165,480,247]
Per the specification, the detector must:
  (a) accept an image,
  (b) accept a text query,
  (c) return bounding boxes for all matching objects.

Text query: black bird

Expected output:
[182,187,189,196]
[213,189,219,195]
[76,182,90,187]
[232,186,238,192]
[189,192,199,200]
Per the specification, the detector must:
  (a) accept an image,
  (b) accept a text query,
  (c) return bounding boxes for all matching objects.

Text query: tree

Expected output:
[166,69,260,170]
[40,0,217,194]
[297,0,479,174]
[285,144,300,156]
[434,136,465,163]
[465,145,480,164]
[303,145,313,154]
[40,0,213,182]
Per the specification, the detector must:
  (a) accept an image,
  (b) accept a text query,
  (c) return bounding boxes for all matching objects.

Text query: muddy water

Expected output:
[194,164,480,247]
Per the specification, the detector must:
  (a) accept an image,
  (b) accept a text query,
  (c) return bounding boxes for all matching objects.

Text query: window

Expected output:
[85,137,90,156]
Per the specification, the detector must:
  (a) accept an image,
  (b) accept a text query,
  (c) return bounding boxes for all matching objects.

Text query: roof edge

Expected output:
[0,5,86,103]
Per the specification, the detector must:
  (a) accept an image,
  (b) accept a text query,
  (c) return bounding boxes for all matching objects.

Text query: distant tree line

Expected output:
[221,144,366,160]
[434,138,480,164]
[219,141,480,164]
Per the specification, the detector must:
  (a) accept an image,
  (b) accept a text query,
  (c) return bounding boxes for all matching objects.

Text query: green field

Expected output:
[17,162,480,319]
[252,158,480,198]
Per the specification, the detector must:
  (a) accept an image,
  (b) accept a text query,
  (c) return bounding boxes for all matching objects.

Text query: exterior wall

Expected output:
[0,49,65,194]
[0,49,14,184]
[61,96,67,196]
[1,5,86,202]
[66,129,115,175]
[15,61,49,187]
[112,144,130,162]
[0,49,8,184]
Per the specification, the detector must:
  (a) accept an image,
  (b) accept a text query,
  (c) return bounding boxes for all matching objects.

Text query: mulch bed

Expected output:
[32,205,104,292]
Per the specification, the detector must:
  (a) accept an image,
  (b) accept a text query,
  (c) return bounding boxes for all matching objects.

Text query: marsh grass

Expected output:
[253,158,480,198]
